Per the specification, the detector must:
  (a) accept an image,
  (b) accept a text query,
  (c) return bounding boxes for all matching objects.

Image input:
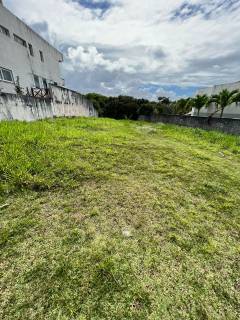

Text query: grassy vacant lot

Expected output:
[0,118,240,320]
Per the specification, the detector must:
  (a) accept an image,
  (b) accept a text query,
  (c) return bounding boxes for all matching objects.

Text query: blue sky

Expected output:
[4,0,240,100]
[76,0,112,11]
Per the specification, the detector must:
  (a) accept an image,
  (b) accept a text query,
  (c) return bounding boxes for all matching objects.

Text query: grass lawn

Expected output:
[0,117,240,319]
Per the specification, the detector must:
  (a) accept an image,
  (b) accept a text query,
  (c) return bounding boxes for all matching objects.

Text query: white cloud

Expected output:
[66,45,136,73]
[4,0,240,99]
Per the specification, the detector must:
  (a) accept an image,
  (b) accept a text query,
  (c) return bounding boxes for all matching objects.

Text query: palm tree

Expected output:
[171,98,192,115]
[233,91,240,105]
[189,94,209,116]
[210,89,239,118]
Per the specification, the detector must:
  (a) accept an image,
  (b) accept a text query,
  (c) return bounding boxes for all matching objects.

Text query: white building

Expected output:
[192,81,240,119]
[0,0,64,95]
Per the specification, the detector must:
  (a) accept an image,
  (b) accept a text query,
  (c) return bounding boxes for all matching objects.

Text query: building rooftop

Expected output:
[197,80,240,96]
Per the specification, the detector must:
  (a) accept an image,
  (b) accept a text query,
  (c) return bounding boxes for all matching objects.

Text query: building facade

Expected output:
[192,81,240,119]
[0,0,64,95]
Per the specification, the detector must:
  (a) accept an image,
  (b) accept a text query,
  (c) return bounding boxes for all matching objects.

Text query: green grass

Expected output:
[0,117,240,319]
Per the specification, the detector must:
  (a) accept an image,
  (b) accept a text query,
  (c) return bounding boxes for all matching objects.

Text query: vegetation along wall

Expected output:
[140,114,240,135]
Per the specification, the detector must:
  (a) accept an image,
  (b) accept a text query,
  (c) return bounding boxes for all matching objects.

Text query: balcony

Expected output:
[27,87,51,99]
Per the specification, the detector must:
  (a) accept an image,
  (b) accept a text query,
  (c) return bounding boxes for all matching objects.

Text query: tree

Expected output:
[171,98,192,115]
[233,91,240,105]
[158,96,171,105]
[210,89,239,118]
[189,94,209,116]
[85,93,109,116]
[138,102,155,116]
[102,96,140,120]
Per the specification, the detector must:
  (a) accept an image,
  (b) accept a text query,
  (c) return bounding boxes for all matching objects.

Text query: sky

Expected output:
[4,0,240,100]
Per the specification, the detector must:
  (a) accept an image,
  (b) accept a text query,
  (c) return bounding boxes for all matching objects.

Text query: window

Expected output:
[28,43,34,56]
[2,69,13,82]
[0,25,10,37]
[39,50,44,62]
[14,34,27,47]
[0,67,14,82]
[34,75,40,88]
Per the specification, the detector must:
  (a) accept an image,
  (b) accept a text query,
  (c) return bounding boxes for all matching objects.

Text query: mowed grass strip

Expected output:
[0,117,240,320]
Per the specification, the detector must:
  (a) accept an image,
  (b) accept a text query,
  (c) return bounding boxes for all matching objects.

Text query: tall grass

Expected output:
[0,119,239,198]
[1,118,240,319]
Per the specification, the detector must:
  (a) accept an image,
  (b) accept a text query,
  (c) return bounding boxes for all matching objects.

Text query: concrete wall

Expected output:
[139,114,240,135]
[51,85,97,118]
[0,4,63,94]
[193,81,240,118]
[0,85,97,121]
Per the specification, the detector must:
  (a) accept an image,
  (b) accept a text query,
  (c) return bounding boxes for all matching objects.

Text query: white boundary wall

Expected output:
[0,85,97,121]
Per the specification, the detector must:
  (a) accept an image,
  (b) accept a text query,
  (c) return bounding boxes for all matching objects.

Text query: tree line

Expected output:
[85,89,240,120]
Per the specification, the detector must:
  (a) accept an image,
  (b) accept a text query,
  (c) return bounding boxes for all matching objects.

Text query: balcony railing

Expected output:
[27,87,51,99]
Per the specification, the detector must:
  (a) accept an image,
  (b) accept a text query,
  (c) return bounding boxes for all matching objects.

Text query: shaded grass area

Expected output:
[0,118,240,319]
